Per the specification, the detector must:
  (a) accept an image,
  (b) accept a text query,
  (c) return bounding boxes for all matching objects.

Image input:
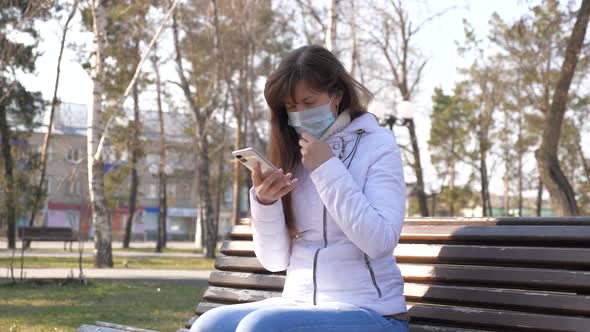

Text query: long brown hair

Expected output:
[263,45,374,238]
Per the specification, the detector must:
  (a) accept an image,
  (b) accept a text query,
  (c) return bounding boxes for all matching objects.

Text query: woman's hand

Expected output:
[252,163,299,205]
[299,131,334,172]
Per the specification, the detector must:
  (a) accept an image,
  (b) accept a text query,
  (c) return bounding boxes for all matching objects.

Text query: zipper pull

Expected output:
[355,129,365,134]
[338,137,346,159]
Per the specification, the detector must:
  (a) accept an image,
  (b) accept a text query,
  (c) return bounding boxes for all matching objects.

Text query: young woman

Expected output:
[190,45,408,332]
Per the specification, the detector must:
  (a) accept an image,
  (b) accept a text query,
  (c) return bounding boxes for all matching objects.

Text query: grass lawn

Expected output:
[0,279,205,332]
[0,256,216,270]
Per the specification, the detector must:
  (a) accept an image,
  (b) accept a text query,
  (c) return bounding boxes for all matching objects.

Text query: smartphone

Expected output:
[232,147,292,185]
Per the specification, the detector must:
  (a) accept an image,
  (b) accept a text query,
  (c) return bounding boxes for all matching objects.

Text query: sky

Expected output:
[16,0,589,199]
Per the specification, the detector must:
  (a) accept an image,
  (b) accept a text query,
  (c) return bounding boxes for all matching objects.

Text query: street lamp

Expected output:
[373,99,429,217]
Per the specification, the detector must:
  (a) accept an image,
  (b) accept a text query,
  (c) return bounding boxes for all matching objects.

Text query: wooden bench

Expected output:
[18,226,76,251]
[180,216,590,332]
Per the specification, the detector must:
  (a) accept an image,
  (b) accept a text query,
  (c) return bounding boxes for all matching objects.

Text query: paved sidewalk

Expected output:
[0,239,206,250]
[0,249,205,258]
[1,267,213,285]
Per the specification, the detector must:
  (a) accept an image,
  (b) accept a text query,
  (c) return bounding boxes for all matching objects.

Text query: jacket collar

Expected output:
[319,109,351,141]
[321,111,382,142]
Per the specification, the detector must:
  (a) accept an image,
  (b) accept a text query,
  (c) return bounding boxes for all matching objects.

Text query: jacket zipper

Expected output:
[364,253,383,298]
[312,129,365,305]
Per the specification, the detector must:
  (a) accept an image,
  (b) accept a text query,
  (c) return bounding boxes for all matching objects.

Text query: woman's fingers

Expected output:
[275,178,299,197]
[268,173,293,195]
[252,163,262,186]
[260,168,284,192]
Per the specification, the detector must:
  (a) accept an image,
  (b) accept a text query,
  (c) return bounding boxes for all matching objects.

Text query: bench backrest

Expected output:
[17,226,74,239]
[187,217,590,332]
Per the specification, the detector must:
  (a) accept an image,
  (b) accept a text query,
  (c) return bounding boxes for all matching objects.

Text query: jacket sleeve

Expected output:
[309,134,406,259]
[248,187,291,272]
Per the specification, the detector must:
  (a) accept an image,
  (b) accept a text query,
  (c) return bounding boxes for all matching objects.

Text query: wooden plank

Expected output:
[404,282,590,315]
[395,244,590,268]
[404,216,590,225]
[204,271,590,315]
[220,240,256,257]
[185,316,198,329]
[203,286,281,303]
[399,263,590,292]
[195,301,225,315]
[215,257,590,292]
[409,325,491,332]
[230,224,253,240]
[407,302,590,332]
[208,271,286,290]
[232,217,590,238]
[94,322,159,332]
[400,225,590,243]
[215,256,276,274]
[77,325,129,332]
[230,224,590,243]
[220,241,590,269]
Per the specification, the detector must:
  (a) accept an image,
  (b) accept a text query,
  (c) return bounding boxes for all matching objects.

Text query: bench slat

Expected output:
[203,286,281,303]
[395,244,590,268]
[209,271,285,290]
[400,225,590,244]
[215,256,276,273]
[206,271,590,316]
[404,282,590,315]
[232,225,590,244]
[407,302,590,332]
[400,263,590,292]
[215,257,590,292]
[408,325,490,332]
[220,240,256,257]
[221,240,590,269]
[195,302,225,315]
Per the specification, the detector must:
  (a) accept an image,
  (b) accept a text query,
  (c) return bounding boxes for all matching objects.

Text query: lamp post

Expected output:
[380,100,430,217]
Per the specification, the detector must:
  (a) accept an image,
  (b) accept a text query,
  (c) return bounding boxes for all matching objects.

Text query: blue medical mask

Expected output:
[287,95,336,138]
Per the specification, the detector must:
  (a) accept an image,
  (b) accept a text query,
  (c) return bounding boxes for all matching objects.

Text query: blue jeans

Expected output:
[189,297,409,332]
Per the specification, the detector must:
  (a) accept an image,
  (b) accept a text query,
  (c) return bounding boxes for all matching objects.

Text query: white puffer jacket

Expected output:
[249,111,407,315]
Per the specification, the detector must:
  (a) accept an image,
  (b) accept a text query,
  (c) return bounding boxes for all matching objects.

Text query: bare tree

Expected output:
[150,43,168,253]
[27,0,79,243]
[87,0,112,267]
[534,0,590,216]
[367,0,432,216]
[171,0,222,257]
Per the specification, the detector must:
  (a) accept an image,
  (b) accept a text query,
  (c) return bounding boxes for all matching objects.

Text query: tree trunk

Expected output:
[578,138,590,184]
[408,119,429,217]
[123,59,141,248]
[232,104,243,225]
[534,0,589,216]
[152,47,167,253]
[503,111,510,216]
[536,177,543,216]
[198,125,216,258]
[172,6,216,256]
[0,106,16,249]
[325,0,338,54]
[517,107,524,217]
[449,159,455,216]
[479,143,490,216]
[88,0,113,268]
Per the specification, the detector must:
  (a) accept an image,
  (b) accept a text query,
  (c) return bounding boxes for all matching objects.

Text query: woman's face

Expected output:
[284,80,343,117]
